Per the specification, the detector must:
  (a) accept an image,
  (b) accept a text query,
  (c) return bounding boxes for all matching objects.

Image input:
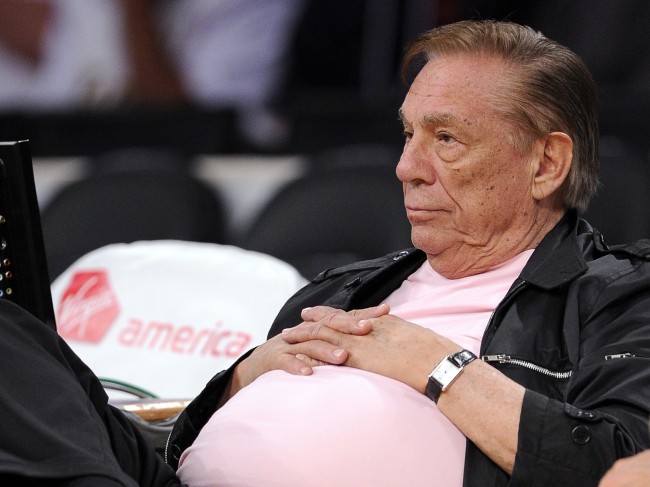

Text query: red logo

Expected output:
[56,270,121,343]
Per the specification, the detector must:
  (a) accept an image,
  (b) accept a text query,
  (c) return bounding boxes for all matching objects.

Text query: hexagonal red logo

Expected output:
[56,270,121,343]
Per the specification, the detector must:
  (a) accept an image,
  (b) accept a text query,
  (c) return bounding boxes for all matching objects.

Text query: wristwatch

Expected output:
[425,349,477,403]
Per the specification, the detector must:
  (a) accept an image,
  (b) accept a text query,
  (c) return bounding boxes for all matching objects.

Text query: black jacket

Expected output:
[168,211,650,486]
[0,298,182,487]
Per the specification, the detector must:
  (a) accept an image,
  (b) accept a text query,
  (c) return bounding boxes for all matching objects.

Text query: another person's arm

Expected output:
[0,0,52,64]
[119,0,185,103]
[0,299,181,486]
[599,450,650,487]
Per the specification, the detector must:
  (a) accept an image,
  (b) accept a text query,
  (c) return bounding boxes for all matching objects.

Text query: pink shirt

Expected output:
[178,251,533,487]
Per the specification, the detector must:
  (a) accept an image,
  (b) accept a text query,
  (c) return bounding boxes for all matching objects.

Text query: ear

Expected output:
[531,132,573,202]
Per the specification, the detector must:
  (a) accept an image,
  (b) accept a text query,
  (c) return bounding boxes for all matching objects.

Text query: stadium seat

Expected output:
[242,161,412,279]
[50,240,307,399]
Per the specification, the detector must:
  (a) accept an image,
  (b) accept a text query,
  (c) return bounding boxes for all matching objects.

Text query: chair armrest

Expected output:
[110,398,192,422]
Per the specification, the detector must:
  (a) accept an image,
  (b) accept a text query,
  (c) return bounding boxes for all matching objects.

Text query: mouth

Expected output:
[404,206,446,223]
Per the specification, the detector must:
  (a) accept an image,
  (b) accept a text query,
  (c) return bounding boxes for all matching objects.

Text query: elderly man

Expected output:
[168,20,650,486]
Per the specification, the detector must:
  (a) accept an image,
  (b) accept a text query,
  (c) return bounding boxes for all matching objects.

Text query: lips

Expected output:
[404,206,445,223]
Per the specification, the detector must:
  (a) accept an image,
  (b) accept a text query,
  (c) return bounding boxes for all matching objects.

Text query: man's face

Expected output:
[398,54,541,277]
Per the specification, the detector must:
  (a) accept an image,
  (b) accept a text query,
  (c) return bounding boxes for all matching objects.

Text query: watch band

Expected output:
[425,349,477,403]
[448,349,478,368]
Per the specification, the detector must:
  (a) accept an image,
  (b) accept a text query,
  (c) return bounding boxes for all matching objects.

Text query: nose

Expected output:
[396,139,435,185]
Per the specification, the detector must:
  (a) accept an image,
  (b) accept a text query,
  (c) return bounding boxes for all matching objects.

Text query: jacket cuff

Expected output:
[510,389,617,486]
[166,348,255,469]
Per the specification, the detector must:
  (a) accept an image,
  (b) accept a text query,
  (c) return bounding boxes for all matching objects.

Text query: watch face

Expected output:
[431,358,462,390]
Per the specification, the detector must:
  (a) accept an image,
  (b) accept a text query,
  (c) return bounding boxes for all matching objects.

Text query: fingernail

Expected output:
[357,319,367,328]
[333,348,345,358]
[281,328,290,335]
[300,367,311,375]
[302,307,312,313]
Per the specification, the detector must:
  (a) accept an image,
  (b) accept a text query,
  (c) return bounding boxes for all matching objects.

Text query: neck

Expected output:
[426,209,565,279]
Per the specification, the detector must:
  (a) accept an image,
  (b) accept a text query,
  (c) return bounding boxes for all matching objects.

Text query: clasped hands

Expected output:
[231,304,461,399]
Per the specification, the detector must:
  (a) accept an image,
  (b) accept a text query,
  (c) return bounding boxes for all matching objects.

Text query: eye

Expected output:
[402,130,413,142]
[438,132,456,144]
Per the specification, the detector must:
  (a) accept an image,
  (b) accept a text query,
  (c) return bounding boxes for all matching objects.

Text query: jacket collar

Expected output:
[519,209,588,290]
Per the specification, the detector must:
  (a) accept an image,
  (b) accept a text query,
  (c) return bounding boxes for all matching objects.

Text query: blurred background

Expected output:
[1,0,649,281]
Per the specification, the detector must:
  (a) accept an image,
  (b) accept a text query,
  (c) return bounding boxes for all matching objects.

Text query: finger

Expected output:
[282,322,346,346]
[348,303,390,319]
[301,304,389,323]
[321,312,371,334]
[299,308,381,336]
[277,348,344,377]
[276,352,314,376]
[282,322,338,344]
[300,306,344,322]
[295,353,327,367]
[281,330,349,364]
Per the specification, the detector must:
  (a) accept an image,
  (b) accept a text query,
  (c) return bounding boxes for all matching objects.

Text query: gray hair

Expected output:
[402,20,599,212]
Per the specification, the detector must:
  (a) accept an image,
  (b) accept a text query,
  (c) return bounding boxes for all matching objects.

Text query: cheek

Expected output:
[452,164,519,219]
[449,165,498,203]
[478,173,532,229]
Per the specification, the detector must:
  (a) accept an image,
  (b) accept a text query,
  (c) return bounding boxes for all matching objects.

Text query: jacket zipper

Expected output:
[482,354,573,379]
[604,352,636,360]
[481,279,574,379]
[164,431,172,464]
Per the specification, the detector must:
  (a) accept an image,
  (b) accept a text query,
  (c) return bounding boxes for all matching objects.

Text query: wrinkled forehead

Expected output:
[401,54,509,122]
[401,53,533,151]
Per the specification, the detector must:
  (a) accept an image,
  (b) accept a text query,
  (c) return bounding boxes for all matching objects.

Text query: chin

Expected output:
[410,228,448,255]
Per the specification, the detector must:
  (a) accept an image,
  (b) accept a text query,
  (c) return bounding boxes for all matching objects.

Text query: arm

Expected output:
[0,0,52,64]
[0,299,182,486]
[165,304,387,469]
[284,272,650,484]
[285,307,524,473]
[599,450,650,487]
[119,0,185,103]
[226,304,390,401]
[509,287,650,484]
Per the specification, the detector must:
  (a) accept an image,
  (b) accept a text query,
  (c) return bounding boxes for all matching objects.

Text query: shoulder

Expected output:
[603,238,650,260]
[310,249,421,284]
[574,237,650,319]
[584,237,650,279]
[293,248,424,305]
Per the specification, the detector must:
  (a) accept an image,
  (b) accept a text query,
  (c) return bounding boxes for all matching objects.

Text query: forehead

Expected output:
[401,54,508,125]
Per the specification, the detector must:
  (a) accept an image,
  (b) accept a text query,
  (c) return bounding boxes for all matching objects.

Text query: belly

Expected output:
[177,366,466,487]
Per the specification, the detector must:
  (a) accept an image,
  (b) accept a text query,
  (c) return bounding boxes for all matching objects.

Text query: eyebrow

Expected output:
[398,108,463,128]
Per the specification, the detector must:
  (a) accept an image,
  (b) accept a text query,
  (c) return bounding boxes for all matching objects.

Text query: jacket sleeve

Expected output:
[166,263,372,468]
[167,250,423,470]
[166,350,253,470]
[0,299,183,486]
[510,260,650,486]
[165,275,338,470]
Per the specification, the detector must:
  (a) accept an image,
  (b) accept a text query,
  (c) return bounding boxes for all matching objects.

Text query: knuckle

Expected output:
[276,353,295,371]
[311,306,329,319]
[311,322,324,338]
[305,340,323,359]
[324,313,337,327]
